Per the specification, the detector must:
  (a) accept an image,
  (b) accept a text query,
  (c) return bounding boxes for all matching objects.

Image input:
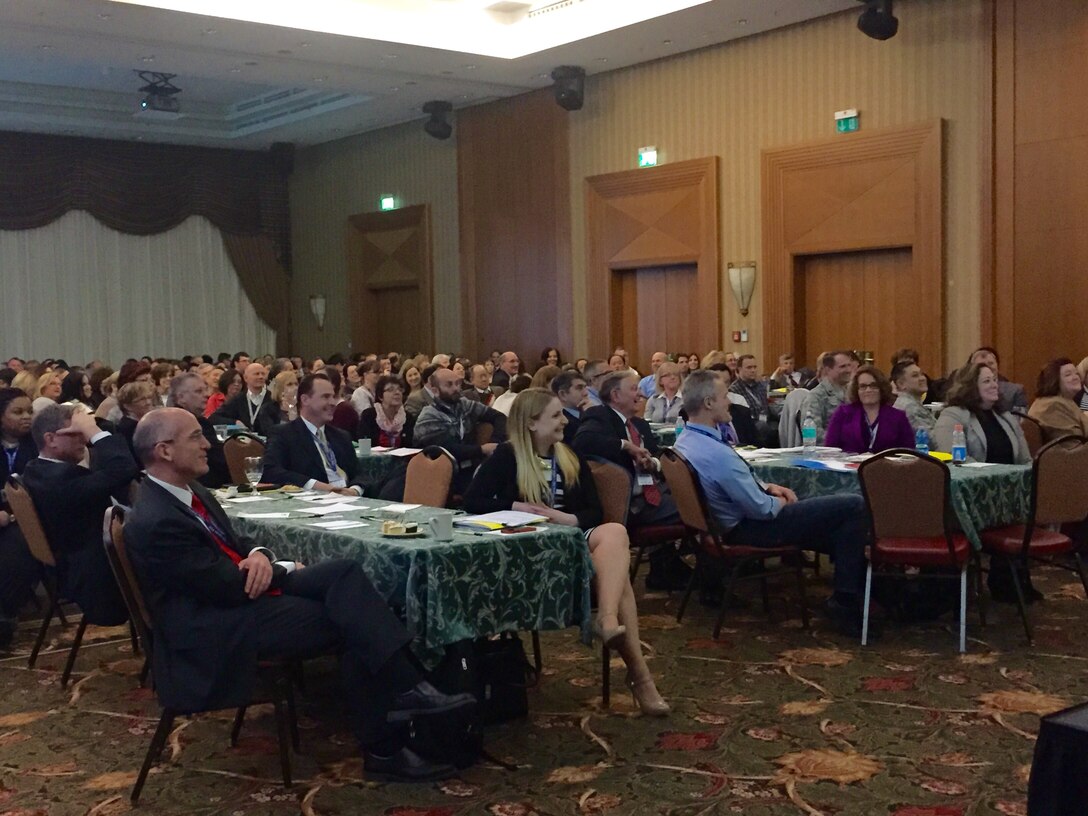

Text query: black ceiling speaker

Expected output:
[550,65,586,111]
[858,0,899,40]
[422,100,453,140]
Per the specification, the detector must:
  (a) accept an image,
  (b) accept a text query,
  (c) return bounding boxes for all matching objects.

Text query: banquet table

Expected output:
[223,492,593,664]
[748,457,1033,550]
[354,449,405,492]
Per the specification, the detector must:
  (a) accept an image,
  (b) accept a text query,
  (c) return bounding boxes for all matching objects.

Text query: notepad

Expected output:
[455,510,549,530]
[295,503,363,516]
[380,503,421,513]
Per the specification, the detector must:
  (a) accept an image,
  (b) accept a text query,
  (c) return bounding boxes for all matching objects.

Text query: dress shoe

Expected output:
[593,616,626,649]
[825,597,881,640]
[364,746,457,783]
[387,681,476,723]
[625,673,670,717]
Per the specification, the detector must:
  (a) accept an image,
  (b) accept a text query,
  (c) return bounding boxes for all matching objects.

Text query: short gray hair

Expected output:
[31,403,76,450]
[681,369,721,417]
[131,408,174,466]
[167,372,203,407]
[599,371,636,405]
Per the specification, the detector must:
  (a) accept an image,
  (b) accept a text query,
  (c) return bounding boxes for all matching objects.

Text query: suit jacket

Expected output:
[0,435,37,507]
[116,415,139,461]
[404,387,435,420]
[572,405,660,480]
[197,415,231,489]
[824,402,916,454]
[124,479,288,712]
[208,390,283,437]
[21,434,138,624]
[562,408,582,446]
[262,418,362,489]
[932,405,1031,464]
[461,387,496,407]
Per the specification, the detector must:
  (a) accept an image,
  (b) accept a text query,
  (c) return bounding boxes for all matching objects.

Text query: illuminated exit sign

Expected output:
[835,108,860,133]
[638,146,658,167]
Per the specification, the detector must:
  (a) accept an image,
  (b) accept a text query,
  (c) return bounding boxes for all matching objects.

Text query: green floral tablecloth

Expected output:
[749,457,1033,550]
[353,451,405,491]
[650,425,677,447]
[224,494,593,664]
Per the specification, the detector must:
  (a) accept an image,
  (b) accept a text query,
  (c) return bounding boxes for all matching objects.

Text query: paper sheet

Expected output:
[226,496,276,504]
[307,520,368,530]
[380,503,421,513]
[237,512,292,519]
[294,503,364,516]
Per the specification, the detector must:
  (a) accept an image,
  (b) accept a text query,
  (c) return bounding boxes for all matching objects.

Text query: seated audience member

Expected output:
[465,389,668,715]
[22,404,136,625]
[825,366,915,454]
[343,363,362,396]
[492,374,532,416]
[491,351,520,394]
[6,358,24,373]
[674,355,689,377]
[263,373,364,495]
[115,381,158,458]
[87,366,114,408]
[709,365,759,446]
[674,370,872,636]
[400,361,424,397]
[270,370,299,423]
[730,355,775,440]
[94,371,120,423]
[1078,357,1088,412]
[607,353,628,373]
[582,359,610,408]
[538,347,562,371]
[573,371,687,591]
[530,365,562,392]
[351,360,381,415]
[638,352,668,398]
[209,363,282,437]
[405,364,441,420]
[117,359,152,389]
[358,375,414,448]
[769,353,804,390]
[31,370,64,414]
[125,409,474,782]
[326,368,358,439]
[451,360,466,387]
[686,353,701,375]
[10,370,36,400]
[430,353,451,370]
[462,364,495,406]
[231,352,251,374]
[0,368,16,387]
[168,372,230,489]
[552,370,589,444]
[891,361,937,434]
[574,358,588,373]
[204,368,242,419]
[1027,358,1088,442]
[967,347,1027,413]
[644,362,684,424]
[150,363,173,406]
[267,357,294,380]
[414,367,506,495]
[806,351,854,443]
[0,388,42,648]
[59,367,92,408]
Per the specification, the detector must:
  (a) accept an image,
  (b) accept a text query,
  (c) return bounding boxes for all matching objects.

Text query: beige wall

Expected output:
[568,0,986,372]
[289,122,459,358]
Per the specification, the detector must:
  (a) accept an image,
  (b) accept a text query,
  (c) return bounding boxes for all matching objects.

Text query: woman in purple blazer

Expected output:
[825,365,916,454]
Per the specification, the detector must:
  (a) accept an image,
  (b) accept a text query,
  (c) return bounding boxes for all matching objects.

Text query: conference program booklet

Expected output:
[454,510,549,530]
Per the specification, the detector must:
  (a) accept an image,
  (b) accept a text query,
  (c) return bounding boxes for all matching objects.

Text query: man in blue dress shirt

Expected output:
[673,369,873,637]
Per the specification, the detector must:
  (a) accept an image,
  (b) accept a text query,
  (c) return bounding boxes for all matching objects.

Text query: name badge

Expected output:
[637,473,655,486]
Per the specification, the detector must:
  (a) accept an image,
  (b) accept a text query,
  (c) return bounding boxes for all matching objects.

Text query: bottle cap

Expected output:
[954,424,963,431]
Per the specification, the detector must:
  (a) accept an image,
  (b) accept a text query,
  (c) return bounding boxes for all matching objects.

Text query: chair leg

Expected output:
[759,574,771,616]
[131,709,175,804]
[284,675,301,753]
[601,645,610,708]
[531,630,543,675]
[129,620,140,656]
[973,555,988,627]
[675,562,699,624]
[27,596,57,669]
[794,557,810,629]
[1074,552,1088,599]
[630,542,646,581]
[230,706,247,747]
[1005,557,1033,644]
[958,569,967,654]
[713,564,742,640]
[139,656,151,688]
[60,617,88,688]
[861,564,873,647]
[272,694,293,788]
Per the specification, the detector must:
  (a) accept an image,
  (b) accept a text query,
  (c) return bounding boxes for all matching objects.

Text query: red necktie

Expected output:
[191,492,280,596]
[626,419,661,506]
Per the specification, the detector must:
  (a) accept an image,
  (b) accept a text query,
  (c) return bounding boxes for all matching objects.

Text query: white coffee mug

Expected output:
[357,438,372,456]
[426,514,454,541]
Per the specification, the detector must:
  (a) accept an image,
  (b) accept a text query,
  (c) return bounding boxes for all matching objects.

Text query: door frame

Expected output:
[584,157,720,356]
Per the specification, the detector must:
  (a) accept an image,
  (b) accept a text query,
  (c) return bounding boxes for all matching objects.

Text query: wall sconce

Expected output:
[309,294,326,330]
[727,262,757,317]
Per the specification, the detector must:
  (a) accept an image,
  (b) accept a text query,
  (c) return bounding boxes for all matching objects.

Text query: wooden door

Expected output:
[795,248,933,372]
[345,205,433,355]
[610,264,699,370]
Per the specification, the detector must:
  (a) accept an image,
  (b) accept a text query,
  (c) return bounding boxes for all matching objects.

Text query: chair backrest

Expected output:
[858,449,951,540]
[1020,414,1044,456]
[475,421,494,446]
[102,506,154,645]
[658,448,711,535]
[586,458,631,525]
[223,434,266,484]
[5,475,56,567]
[1032,435,1088,527]
[403,446,455,507]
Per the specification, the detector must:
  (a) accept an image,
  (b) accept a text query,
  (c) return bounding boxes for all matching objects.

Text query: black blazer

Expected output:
[561,409,581,446]
[572,405,660,479]
[197,415,231,489]
[0,435,37,506]
[262,418,362,489]
[463,442,603,530]
[124,479,287,712]
[356,407,415,449]
[21,433,138,624]
[208,390,283,437]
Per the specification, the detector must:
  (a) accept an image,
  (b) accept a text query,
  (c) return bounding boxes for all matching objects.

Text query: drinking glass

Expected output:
[243,456,263,489]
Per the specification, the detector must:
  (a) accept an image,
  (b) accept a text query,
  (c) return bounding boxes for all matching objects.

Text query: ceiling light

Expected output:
[312,76,327,83]
[97,12,113,20]
[422,100,453,141]
[139,55,155,62]
[38,44,54,50]
[736,18,747,25]
[857,0,898,40]
[201,27,217,34]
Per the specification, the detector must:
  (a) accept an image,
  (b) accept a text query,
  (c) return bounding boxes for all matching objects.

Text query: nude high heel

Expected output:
[626,673,670,717]
[593,616,626,649]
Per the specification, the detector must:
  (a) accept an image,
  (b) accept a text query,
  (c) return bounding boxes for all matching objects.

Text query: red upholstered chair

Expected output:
[658,448,809,640]
[858,449,981,653]
[980,435,1088,643]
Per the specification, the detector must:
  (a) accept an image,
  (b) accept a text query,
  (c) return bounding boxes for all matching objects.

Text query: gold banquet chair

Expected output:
[223,433,266,485]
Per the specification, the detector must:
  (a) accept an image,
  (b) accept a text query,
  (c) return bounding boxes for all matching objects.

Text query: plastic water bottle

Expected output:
[801,411,817,454]
[951,424,967,463]
[674,416,685,441]
[914,427,929,455]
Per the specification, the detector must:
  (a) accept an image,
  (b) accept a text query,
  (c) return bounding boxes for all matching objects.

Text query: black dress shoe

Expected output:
[364,746,457,783]
[825,597,881,639]
[387,681,476,723]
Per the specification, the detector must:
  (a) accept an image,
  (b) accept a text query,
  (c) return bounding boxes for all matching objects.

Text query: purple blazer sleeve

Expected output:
[824,404,852,451]
[878,405,917,451]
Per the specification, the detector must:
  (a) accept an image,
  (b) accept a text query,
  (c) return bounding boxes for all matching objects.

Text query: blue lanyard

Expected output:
[3,447,17,475]
[546,455,558,506]
[684,424,729,446]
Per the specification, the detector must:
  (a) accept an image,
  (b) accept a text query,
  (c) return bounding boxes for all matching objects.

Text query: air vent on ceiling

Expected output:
[528,0,583,19]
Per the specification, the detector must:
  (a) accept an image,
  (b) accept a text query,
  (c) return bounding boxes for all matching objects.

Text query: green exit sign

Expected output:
[637,146,658,168]
[835,108,860,134]
[380,195,396,211]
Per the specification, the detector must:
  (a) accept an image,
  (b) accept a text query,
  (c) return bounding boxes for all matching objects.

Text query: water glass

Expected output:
[243,456,263,488]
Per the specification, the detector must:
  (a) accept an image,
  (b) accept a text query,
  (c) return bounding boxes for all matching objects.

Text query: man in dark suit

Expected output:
[461,364,495,406]
[22,404,137,625]
[124,408,474,781]
[168,372,230,489]
[573,371,688,591]
[551,370,588,446]
[262,373,363,494]
[209,363,282,437]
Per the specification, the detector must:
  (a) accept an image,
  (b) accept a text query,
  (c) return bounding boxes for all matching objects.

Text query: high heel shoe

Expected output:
[626,673,670,717]
[593,617,626,649]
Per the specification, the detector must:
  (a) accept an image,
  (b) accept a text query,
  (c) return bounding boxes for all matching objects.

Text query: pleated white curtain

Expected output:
[0,211,275,366]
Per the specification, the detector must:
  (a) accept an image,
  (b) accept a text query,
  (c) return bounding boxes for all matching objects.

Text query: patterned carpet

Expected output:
[1,565,1085,816]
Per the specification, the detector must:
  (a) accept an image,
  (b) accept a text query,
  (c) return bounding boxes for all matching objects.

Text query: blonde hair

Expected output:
[117,381,155,413]
[270,370,298,403]
[530,365,562,390]
[1078,357,1088,387]
[653,361,683,394]
[508,388,580,507]
[12,370,37,398]
[32,371,61,400]
[701,350,728,369]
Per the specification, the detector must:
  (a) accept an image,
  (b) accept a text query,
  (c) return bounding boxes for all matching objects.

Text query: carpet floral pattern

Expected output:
[1,567,1086,816]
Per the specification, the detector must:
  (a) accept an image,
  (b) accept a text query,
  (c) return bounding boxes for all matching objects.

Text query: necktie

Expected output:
[625,419,661,506]
[315,427,338,471]
[191,492,280,596]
